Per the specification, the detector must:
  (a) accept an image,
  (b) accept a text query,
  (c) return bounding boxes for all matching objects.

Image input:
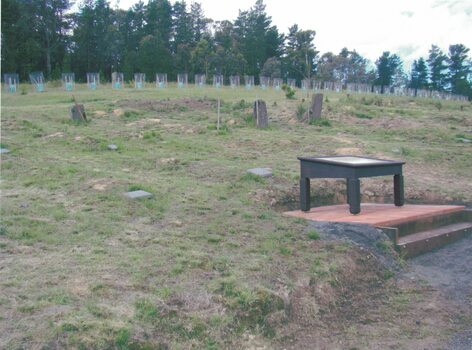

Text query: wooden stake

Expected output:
[256,98,259,127]
[307,93,310,121]
[217,98,220,131]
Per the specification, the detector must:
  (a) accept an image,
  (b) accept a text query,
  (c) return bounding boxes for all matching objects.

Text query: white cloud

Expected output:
[112,0,472,68]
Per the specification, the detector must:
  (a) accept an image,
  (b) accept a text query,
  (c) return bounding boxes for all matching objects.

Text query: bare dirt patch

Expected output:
[117,98,215,112]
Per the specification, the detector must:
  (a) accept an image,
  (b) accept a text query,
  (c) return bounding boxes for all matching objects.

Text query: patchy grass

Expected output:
[1,84,471,349]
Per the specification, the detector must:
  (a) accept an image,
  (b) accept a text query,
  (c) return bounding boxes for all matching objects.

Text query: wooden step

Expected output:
[396,222,472,258]
[396,210,470,237]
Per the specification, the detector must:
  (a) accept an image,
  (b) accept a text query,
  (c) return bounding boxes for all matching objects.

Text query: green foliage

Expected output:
[281,84,296,99]
[353,111,373,119]
[409,58,429,90]
[309,118,331,127]
[307,230,321,240]
[135,298,160,321]
[296,104,306,120]
[375,51,402,88]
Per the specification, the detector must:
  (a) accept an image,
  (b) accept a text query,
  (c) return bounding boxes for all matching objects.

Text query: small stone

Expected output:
[0,148,10,154]
[458,138,471,143]
[108,144,118,150]
[247,168,272,178]
[124,190,152,199]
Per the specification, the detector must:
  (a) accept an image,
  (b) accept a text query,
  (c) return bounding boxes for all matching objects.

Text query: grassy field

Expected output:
[1,84,471,349]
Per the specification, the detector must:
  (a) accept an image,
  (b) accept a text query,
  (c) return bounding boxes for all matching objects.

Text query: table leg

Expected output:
[300,177,310,212]
[346,178,351,205]
[394,174,404,206]
[348,178,360,214]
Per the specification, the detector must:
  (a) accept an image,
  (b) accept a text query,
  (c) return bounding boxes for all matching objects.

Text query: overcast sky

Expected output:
[113,0,472,70]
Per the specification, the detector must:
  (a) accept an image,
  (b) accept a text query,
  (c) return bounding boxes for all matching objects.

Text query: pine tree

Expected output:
[146,0,173,50]
[234,0,283,78]
[190,2,211,43]
[409,57,429,92]
[447,44,471,96]
[284,24,317,82]
[173,1,193,52]
[375,51,402,92]
[427,45,448,91]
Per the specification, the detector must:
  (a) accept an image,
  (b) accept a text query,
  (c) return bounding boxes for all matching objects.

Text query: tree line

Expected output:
[1,0,471,98]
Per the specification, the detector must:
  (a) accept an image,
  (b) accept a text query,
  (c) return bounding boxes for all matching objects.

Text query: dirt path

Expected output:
[310,221,472,349]
[406,234,472,349]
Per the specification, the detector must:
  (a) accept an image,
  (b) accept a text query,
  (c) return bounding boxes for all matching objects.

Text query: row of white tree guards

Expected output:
[3,72,468,101]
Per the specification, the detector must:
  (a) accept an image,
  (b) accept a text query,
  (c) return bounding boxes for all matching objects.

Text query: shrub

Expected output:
[296,104,306,121]
[307,230,321,240]
[281,84,295,99]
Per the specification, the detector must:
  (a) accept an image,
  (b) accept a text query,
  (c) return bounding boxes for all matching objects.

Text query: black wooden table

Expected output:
[298,156,405,214]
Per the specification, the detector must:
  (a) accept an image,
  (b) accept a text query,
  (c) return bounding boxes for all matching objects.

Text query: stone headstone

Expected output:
[124,190,152,199]
[70,104,87,122]
[308,93,323,121]
[247,168,272,178]
[253,100,269,128]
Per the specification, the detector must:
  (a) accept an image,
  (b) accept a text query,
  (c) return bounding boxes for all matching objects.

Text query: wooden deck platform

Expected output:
[284,203,465,227]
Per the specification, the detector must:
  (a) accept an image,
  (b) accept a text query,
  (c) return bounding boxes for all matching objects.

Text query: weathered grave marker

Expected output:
[70,96,87,122]
[308,93,323,121]
[253,99,268,128]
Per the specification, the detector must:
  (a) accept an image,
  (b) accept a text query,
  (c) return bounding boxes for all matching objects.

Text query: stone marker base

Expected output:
[124,190,152,199]
[247,168,272,177]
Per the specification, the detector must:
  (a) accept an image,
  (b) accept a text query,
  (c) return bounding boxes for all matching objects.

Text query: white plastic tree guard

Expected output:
[177,73,188,88]
[301,79,311,91]
[195,74,206,87]
[244,75,254,89]
[229,75,240,88]
[272,78,283,90]
[87,73,100,90]
[287,78,296,89]
[29,72,45,92]
[4,73,19,93]
[156,73,167,88]
[112,72,124,89]
[312,80,322,90]
[213,74,224,88]
[62,73,75,91]
[259,76,270,89]
[134,73,145,89]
